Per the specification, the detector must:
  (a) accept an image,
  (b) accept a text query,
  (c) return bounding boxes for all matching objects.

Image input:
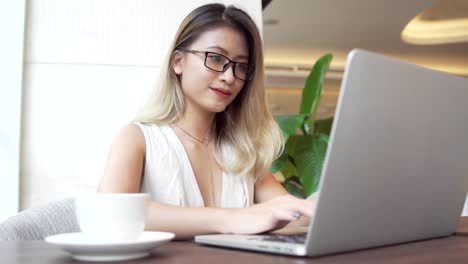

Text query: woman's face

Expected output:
[172,25,249,114]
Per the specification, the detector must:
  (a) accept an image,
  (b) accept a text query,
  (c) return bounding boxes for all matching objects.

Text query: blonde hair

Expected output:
[134,3,283,179]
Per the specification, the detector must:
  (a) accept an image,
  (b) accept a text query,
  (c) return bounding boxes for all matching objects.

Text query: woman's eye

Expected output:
[208,54,224,63]
[237,63,248,72]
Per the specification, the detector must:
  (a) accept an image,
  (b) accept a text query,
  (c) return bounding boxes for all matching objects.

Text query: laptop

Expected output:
[194,49,468,256]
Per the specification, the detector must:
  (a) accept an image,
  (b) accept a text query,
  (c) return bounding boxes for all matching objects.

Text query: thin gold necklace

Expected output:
[174,124,216,207]
[174,124,209,146]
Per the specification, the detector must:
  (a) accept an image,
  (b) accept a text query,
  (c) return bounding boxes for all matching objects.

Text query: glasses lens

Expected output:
[205,53,228,71]
[204,52,252,81]
[234,63,249,80]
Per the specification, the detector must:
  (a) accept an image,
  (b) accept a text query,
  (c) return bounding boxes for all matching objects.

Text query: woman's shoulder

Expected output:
[133,122,168,132]
[110,122,170,161]
[132,122,172,139]
[127,122,174,153]
[112,123,146,154]
[117,123,145,139]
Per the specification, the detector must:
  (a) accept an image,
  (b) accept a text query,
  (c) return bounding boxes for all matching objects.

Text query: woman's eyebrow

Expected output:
[206,45,249,61]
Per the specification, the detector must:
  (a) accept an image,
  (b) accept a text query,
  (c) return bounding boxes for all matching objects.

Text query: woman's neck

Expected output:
[175,104,215,142]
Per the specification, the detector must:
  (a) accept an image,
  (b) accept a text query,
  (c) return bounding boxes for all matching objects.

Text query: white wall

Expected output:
[0,1,26,222]
[20,0,262,210]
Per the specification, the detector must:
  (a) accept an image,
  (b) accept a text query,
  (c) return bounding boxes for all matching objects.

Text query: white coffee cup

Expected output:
[75,193,150,241]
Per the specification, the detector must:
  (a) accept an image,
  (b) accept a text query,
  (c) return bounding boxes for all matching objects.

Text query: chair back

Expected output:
[0,198,79,240]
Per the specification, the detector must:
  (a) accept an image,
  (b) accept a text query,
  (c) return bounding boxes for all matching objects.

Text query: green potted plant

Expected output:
[271,54,334,198]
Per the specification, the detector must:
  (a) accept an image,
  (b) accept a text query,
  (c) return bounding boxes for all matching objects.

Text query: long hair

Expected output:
[134,3,283,179]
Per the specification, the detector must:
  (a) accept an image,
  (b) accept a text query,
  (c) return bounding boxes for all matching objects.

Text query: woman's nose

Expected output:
[220,63,235,83]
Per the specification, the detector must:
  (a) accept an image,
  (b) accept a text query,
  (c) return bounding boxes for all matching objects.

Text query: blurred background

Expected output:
[262,0,468,118]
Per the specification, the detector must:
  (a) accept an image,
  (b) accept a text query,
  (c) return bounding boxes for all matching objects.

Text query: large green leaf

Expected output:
[274,115,307,142]
[285,135,299,156]
[292,134,329,196]
[279,158,298,180]
[299,54,333,120]
[271,150,288,173]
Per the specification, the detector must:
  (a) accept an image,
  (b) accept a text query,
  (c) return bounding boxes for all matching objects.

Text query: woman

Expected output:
[98,3,315,239]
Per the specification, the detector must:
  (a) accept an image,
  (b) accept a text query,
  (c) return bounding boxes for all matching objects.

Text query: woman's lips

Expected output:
[210,87,232,98]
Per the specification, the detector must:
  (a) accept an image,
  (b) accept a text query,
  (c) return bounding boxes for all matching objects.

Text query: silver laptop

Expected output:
[195,49,468,256]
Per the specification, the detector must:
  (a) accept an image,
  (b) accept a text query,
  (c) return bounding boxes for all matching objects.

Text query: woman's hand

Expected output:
[224,194,316,235]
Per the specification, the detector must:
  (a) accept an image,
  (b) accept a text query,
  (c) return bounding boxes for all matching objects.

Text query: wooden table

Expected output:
[2,217,468,264]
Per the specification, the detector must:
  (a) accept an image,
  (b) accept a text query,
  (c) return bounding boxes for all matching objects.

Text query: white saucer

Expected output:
[45,231,175,262]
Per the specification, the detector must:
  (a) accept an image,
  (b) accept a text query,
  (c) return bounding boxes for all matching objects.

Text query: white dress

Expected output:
[135,122,255,208]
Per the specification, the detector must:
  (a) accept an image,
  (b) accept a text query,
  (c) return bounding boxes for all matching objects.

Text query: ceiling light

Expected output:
[402,0,468,45]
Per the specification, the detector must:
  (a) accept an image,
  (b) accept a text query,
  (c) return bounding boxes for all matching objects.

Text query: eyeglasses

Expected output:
[178,48,254,81]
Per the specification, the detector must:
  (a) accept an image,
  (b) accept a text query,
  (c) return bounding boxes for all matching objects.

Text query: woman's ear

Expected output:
[172,51,184,75]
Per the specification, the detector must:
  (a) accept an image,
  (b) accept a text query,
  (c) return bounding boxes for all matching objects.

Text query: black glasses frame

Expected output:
[178,48,254,81]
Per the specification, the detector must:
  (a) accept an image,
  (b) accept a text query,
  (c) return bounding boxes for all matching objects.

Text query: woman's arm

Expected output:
[254,172,289,203]
[254,172,316,228]
[98,124,315,239]
[98,124,145,193]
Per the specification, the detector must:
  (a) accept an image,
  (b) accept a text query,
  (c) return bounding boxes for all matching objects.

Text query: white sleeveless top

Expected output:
[135,123,255,208]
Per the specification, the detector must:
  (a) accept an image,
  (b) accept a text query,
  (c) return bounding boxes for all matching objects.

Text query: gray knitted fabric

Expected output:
[0,198,80,240]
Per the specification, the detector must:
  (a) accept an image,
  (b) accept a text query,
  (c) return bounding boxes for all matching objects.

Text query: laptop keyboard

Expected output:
[250,234,307,244]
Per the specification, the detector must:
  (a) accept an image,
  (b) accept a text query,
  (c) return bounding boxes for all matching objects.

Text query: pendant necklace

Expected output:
[174,124,216,207]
